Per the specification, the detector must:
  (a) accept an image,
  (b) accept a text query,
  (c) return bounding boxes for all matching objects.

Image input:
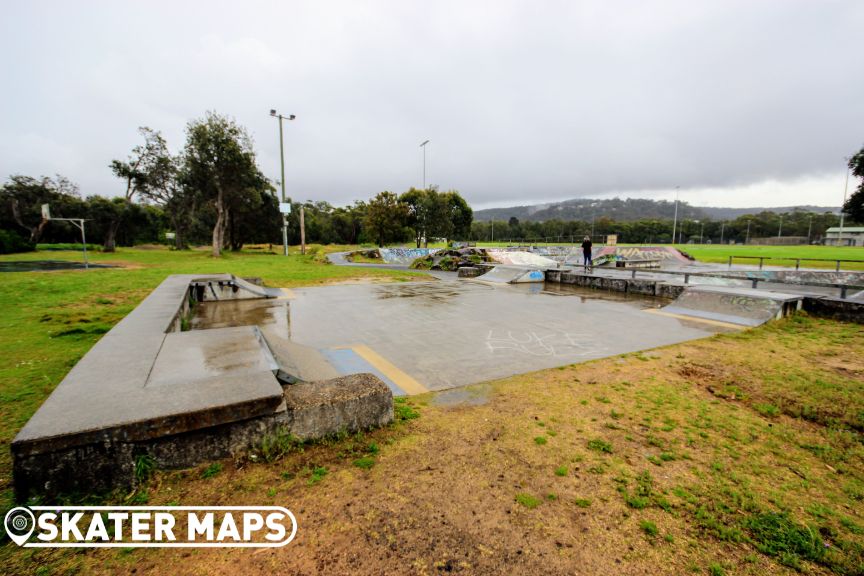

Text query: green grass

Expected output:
[352,456,376,470]
[587,439,613,453]
[200,462,222,479]
[639,520,659,538]
[515,493,542,509]
[676,245,864,270]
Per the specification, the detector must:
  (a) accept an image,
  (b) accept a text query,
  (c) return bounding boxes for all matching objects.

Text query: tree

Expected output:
[400,188,433,247]
[107,127,167,251]
[0,175,80,243]
[442,190,473,242]
[182,112,267,257]
[844,147,864,223]
[365,192,408,247]
[131,131,195,249]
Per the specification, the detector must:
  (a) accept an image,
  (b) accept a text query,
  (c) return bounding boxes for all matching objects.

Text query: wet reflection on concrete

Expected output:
[194,280,730,393]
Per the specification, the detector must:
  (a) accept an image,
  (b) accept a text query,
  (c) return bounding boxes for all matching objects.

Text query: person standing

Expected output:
[581,236,593,269]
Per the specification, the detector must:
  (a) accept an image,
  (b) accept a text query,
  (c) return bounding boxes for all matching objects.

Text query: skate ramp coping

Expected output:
[471,265,547,284]
[662,285,805,327]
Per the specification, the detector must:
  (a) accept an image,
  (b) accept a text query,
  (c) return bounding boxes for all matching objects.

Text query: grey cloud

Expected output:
[0,0,861,209]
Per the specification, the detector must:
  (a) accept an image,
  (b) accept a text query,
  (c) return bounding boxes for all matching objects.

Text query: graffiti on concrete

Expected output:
[379,248,440,264]
[485,329,606,357]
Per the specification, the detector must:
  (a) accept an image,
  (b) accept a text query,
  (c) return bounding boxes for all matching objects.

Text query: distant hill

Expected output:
[473,198,840,223]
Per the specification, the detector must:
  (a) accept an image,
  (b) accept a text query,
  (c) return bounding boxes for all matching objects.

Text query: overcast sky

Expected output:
[1,0,861,210]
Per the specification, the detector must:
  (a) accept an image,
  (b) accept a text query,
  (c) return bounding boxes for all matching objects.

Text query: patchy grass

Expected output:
[515,493,542,509]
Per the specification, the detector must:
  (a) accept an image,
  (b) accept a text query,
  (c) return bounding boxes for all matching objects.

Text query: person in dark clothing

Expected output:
[581,236,593,269]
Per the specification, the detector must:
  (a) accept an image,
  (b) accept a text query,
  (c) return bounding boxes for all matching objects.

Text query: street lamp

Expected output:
[671,186,680,245]
[839,158,851,246]
[420,140,430,189]
[778,214,783,238]
[270,109,296,256]
[590,201,599,239]
[720,221,726,245]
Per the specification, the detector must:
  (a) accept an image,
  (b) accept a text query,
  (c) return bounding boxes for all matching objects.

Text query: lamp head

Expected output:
[288,114,296,120]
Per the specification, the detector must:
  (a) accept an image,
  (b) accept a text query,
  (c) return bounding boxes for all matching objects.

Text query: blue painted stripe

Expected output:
[320,348,406,397]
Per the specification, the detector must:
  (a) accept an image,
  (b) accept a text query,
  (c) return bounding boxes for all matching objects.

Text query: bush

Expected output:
[0,229,35,254]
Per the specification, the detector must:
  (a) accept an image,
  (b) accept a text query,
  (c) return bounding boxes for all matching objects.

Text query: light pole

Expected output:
[270,109,296,256]
[839,159,851,246]
[807,215,813,244]
[671,186,679,245]
[720,221,726,245]
[745,220,751,244]
[778,214,783,238]
[420,140,430,189]
[699,221,704,244]
[590,202,599,239]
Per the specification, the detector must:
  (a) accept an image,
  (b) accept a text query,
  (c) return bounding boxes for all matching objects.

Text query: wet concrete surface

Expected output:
[193,279,733,394]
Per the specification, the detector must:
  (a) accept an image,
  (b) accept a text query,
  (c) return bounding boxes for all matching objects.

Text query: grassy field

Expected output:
[677,245,864,270]
[0,246,862,575]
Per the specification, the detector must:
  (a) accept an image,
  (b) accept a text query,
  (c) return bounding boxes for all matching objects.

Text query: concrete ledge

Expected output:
[11,273,395,499]
[802,297,864,323]
[285,374,394,440]
[458,266,483,278]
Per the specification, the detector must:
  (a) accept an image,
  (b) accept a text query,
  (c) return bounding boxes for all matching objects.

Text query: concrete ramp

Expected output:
[662,286,804,327]
[473,265,546,284]
[230,275,286,298]
[486,249,558,267]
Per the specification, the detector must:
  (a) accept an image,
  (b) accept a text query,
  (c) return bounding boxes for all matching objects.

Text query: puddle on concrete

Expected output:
[0,260,118,272]
[192,299,291,339]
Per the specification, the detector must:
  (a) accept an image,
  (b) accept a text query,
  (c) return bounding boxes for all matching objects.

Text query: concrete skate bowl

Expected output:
[661,286,804,327]
[379,248,440,264]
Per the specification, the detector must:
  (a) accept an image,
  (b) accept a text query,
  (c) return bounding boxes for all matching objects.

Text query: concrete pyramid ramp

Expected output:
[662,286,804,327]
[473,265,546,284]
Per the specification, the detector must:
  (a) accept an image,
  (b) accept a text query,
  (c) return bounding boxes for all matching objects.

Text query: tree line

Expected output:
[470,210,847,245]
[0,112,472,254]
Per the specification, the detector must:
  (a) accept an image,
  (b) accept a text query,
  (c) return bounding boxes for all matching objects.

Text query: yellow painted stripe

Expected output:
[644,308,745,330]
[340,344,428,395]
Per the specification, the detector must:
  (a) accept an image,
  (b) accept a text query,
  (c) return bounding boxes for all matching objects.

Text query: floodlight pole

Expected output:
[671,186,679,245]
[271,109,296,255]
[839,160,850,246]
[420,140,430,189]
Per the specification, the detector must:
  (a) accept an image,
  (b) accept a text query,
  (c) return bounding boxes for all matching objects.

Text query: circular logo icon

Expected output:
[4,507,35,546]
